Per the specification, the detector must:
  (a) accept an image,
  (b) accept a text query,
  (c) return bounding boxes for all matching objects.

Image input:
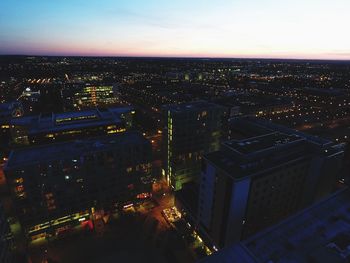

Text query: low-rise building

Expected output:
[10,106,135,145]
[4,132,152,240]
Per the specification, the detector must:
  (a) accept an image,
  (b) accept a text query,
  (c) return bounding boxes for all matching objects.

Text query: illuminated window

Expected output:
[15,178,24,184]
[45,193,54,199]
[15,185,24,192]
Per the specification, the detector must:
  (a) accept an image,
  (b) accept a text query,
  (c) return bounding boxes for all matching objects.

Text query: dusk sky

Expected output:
[0,0,349,59]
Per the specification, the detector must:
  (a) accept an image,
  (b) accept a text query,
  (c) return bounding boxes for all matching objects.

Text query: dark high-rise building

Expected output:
[162,101,225,191]
[38,85,64,113]
[0,102,24,154]
[10,106,135,146]
[4,132,152,241]
[0,203,13,263]
[198,118,344,248]
[200,188,350,263]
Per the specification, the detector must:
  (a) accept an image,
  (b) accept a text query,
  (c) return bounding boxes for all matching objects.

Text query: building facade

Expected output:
[162,101,225,191]
[73,85,117,108]
[4,132,152,240]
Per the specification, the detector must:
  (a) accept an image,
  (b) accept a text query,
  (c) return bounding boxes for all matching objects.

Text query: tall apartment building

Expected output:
[4,132,152,240]
[162,101,225,191]
[198,118,344,248]
[10,106,135,146]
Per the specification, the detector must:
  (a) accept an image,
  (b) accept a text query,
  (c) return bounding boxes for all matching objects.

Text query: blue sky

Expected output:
[0,0,349,59]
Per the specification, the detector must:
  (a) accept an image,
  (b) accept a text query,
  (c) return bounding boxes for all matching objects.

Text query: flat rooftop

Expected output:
[229,117,333,147]
[5,132,148,170]
[54,110,99,124]
[164,101,224,113]
[11,106,133,134]
[224,132,303,155]
[204,132,315,179]
[204,146,309,180]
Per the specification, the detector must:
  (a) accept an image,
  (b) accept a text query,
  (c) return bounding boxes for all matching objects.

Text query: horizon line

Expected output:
[1,53,350,62]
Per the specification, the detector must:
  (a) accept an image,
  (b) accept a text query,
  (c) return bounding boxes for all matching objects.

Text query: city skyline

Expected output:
[1,0,349,60]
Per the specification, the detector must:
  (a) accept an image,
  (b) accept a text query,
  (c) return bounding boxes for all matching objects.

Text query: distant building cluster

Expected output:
[72,85,117,108]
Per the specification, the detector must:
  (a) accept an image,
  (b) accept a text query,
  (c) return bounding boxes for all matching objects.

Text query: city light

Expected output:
[0,1,349,262]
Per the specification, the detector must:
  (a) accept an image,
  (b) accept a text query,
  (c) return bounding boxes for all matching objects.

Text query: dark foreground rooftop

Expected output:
[200,187,350,263]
